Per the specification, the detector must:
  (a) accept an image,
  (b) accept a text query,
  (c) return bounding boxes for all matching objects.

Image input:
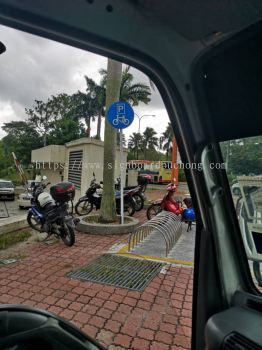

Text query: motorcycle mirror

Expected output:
[42,175,47,181]
[100,181,103,184]
[93,172,95,177]
[0,305,105,350]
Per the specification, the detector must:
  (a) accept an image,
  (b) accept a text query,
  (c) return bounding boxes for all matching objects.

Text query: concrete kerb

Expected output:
[77,214,140,235]
[0,215,28,235]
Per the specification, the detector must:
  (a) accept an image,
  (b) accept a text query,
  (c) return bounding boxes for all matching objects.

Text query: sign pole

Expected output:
[107,101,134,225]
[120,129,124,224]
[171,137,179,186]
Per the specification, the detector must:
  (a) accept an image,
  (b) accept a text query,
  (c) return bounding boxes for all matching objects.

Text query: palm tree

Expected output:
[128,132,143,159]
[98,66,151,142]
[83,77,105,139]
[99,59,122,223]
[99,65,151,106]
[160,122,174,159]
[142,127,158,159]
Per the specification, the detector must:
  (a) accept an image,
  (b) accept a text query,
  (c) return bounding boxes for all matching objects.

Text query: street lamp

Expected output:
[135,113,156,134]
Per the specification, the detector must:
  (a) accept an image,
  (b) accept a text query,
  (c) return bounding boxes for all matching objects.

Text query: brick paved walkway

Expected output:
[0,205,193,349]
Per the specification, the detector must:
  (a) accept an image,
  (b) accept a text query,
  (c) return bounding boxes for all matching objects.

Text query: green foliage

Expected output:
[2,121,43,165]
[47,117,85,145]
[0,65,152,183]
[25,94,82,146]
[99,65,151,106]
[127,123,175,161]
[127,128,159,160]
[160,122,173,159]
[128,132,143,159]
[178,168,186,182]
[0,231,31,250]
[221,136,262,177]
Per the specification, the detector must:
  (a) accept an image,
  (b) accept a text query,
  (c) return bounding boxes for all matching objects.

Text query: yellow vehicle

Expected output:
[128,160,173,184]
[149,161,172,184]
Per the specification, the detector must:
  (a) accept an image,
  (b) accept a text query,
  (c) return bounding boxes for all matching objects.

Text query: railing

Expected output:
[128,211,182,257]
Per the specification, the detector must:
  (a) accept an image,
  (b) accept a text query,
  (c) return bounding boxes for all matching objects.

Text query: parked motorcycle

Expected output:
[137,174,150,192]
[115,177,145,211]
[27,177,77,246]
[75,174,136,216]
[147,183,195,230]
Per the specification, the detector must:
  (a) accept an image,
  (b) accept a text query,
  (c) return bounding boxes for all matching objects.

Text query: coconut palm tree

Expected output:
[75,66,151,141]
[99,65,151,106]
[128,132,143,159]
[99,59,122,223]
[142,127,159,159]
[160,122,174,159]
[98,66,151,142]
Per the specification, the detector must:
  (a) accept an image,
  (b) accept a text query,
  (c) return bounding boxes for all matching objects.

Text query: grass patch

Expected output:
[0,231,31,250]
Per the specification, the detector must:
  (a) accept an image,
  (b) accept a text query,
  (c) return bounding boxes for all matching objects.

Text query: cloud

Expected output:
[0,24,168,140]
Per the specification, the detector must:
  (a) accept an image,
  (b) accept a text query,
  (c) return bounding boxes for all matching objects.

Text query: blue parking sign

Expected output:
[107,101,134,129]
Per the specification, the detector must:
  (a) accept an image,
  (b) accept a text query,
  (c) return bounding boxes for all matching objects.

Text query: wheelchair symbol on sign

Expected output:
[112,103,130,126]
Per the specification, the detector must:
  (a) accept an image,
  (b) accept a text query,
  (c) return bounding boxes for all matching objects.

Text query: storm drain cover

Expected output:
[68,254,165,291]
[0,258,18,265]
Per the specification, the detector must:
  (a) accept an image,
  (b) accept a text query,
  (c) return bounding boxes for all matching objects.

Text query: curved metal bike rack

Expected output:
[128,211,182,257]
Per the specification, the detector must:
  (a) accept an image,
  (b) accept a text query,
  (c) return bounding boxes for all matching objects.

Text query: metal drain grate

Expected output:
[68,254,165,291]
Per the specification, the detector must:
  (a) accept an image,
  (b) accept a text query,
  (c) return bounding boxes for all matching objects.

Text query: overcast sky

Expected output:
[0,24,170,141]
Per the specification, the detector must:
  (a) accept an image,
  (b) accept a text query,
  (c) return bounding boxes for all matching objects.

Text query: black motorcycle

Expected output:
[27,179,77,246]
[115,177,145,211]
[75,175,136,216]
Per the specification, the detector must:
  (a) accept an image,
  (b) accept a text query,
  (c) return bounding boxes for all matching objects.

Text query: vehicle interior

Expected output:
[0,0,262,349]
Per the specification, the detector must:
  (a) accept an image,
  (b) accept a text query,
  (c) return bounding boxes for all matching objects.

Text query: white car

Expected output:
[17,180,41,209]
[0,179,15,200]
[17,192,33,209]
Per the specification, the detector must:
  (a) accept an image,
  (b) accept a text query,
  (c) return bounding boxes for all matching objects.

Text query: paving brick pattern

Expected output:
[0,196,193,349]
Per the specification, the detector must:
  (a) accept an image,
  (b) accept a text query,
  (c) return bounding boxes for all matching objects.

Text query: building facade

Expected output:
[31,137,128,200]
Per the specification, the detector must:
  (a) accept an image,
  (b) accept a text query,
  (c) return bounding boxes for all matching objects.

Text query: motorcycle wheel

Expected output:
[75,199,93,216]
[60,224,75,247]
[147,203,162,220]
[133,193,144,211]
[117,199,136,216]
[125,199,136,216]
[27,212,42,232]
[67,200,74,215]
[141,184,147,193]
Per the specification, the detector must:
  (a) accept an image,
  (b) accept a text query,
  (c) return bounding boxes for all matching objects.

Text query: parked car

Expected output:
[17,192,33,209]
[18,180,42,209]
[0,179,15,200]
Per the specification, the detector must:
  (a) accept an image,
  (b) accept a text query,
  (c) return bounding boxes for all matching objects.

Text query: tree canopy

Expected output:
[0,66,152,180]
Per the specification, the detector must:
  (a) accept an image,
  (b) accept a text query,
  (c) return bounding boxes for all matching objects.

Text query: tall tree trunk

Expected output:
[85,117,91,137]
[99,59,122,223]
[43,132,47,147]
[96,112,102,140]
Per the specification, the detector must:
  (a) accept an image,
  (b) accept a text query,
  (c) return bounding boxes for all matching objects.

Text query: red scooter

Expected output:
[146,183,190,220]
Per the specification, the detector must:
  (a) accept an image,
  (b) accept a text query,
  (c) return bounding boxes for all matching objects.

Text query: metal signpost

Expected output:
[108,101,134,224]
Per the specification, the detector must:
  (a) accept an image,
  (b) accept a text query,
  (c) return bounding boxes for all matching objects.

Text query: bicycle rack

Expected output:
[128,211,182,257]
